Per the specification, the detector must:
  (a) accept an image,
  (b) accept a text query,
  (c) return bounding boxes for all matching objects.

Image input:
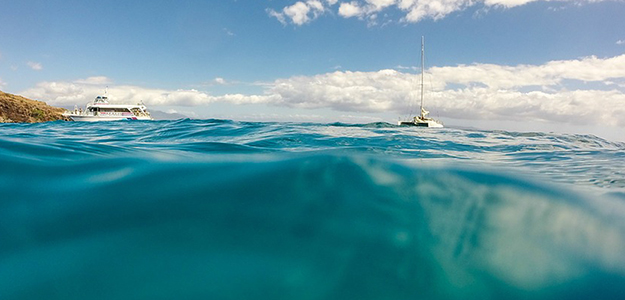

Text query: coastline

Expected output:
[0,90,68,123]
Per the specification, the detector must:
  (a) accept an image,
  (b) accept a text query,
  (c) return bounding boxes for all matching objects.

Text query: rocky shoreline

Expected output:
[0,90,69,123]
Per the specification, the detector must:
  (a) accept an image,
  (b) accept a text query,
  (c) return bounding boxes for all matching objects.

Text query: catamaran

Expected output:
[63,94,153,121]
[399,36,443,128]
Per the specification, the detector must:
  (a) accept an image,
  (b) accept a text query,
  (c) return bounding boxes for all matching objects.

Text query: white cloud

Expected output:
[202,77,244,87]
[223,28,235,36]
[74,76,113,85]
[268,0,338,25]
[268,69,409,112]
[338,2,364,18]
[267,9,287,25]
[368,0,398,9]
[617,40,625,45]
[434,88,625,127]
[270,0,610,24]
[399,0,476,22]
[0,78,6,88]
[338,0,398,19]
[20,78,273,107]
[27,61,43,71]
[259,54,625,127]
[483,0,540,8]
[20,54,625,128]
[429,55,625,89]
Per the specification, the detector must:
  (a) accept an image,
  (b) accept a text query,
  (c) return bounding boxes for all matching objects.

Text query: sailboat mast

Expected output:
[420,36,425,118]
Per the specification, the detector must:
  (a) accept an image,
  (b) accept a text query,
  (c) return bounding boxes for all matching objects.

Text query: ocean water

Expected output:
[1,119,624,299]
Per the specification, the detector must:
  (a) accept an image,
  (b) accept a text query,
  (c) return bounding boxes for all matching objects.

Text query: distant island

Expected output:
[150,110,188,120]
[0,90,68,123]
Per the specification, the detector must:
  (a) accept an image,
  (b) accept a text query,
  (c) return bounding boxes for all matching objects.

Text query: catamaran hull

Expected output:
[398,121,444,128]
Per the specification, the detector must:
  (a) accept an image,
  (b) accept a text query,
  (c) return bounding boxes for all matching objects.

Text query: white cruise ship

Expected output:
[64,95,153,121]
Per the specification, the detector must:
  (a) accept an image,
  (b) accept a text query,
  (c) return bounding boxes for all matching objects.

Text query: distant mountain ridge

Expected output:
[150,109,188,120]
[0,90,68,123]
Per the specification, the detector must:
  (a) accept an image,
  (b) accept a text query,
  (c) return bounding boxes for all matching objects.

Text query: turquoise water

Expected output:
[1,119,625,299]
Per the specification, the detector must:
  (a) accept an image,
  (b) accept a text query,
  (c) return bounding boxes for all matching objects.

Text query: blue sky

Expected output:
[1,0,624,140]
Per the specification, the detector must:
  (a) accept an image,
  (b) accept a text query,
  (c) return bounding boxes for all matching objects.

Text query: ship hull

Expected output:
[67,115,152,122]
[398,120,443,128]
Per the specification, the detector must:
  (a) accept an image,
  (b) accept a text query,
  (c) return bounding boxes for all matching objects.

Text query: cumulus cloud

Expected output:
[268,69,410,112]
[268,0,337,25]
[338,2,364,18]
[430,55,625,89]
[433,88,625,127]
[399,0,476,22]
[270,0,609,25]
[214,77,228,85]
[27,61,43,71]
[20,77,273,107]
[21,54,625,127]
[260,54,625,127]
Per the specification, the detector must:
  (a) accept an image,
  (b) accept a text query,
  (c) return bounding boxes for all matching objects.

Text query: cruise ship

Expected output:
[64,95,153,121]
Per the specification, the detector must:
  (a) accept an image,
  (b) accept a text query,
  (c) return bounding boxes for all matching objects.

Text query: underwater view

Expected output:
[1,119,625,299]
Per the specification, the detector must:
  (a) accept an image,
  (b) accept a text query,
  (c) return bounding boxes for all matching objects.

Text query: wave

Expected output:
[1,119,624,192]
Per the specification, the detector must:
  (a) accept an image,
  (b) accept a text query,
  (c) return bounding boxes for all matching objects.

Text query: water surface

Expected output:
[1,119,624,299]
